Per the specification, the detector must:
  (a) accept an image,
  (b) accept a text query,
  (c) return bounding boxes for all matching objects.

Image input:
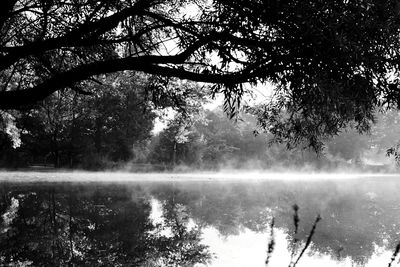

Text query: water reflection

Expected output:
[0,177,400,266]
[149,178,400,265]
[0,183,212,266]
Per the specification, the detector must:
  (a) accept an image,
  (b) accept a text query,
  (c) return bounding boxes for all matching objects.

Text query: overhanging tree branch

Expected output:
[0,0,153,70]
[1,0,399,154]
[0,53,272,109]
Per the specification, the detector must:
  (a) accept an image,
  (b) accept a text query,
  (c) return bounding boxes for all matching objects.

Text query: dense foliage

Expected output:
[2,0,400,148]
[2,100,400,170]
[0,72,158,168]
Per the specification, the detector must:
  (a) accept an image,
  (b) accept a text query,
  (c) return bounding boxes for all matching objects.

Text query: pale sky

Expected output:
[151,82,275,134]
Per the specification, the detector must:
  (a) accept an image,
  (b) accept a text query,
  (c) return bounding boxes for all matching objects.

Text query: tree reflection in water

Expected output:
[150,179,400,265]
[1,178,400,266]
[0,183,212,266]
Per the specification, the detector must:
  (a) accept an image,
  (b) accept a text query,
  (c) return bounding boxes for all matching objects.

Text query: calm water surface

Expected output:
[0,172,400,266]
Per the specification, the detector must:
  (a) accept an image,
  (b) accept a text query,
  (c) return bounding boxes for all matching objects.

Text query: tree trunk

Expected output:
[172,141,177,168]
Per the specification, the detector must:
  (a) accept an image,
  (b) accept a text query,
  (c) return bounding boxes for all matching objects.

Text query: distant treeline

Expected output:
[1,75,399,171]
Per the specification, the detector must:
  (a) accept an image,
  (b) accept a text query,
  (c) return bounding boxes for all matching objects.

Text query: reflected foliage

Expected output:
[0,183,212,266]
[153,196,213,266]
[2,179,400,266]
[150,179,400,265]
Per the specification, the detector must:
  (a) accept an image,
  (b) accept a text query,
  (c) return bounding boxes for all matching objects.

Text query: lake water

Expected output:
[0,172,400,266]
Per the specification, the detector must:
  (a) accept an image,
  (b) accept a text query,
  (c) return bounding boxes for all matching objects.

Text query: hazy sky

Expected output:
[151,82,274,134]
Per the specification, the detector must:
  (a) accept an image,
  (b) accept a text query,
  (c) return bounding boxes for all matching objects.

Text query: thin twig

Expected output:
[292,214,321,267]
[388,242,400,267]
[265,218,275,266]
[289,204,300,266]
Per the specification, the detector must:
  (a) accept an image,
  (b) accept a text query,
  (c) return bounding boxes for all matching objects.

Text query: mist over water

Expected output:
[0,170,398,183]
